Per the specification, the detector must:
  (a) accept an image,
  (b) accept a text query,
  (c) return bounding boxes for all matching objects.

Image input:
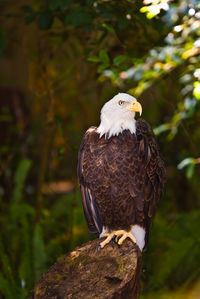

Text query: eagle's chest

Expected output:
[85,132,143,194]
[89,136,139,185]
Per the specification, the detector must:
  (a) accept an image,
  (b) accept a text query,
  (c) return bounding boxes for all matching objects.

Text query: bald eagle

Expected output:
[78,93,165,251]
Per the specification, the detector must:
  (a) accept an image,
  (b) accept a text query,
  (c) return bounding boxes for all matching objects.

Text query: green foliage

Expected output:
[0,159,33,298]
[193,81,200,100]
[0,160,89,297]
[113,55,127,66]
[49,0,72,11]
[0,0,200,298]
[91,49,111,72]
[177,157,199,179]
[33,224,46,282]
[142,209,200,297]
[12,159,32,203]
[92,0,200,175]
[64,6,92,27]
[38,11,54,30]
[140,0,169,19]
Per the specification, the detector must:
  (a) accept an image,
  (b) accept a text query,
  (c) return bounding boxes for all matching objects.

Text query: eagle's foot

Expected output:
[114,230,136,246]
[99,230,136,249]
[99,232,116,249]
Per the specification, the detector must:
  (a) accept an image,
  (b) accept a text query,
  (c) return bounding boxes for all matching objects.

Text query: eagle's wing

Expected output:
[77,127,103,236]
[135,119,166,249]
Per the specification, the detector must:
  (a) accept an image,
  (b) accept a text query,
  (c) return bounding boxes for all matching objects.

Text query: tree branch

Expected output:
[30,238,142,299]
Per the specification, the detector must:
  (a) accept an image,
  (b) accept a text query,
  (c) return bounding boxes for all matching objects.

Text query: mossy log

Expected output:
[30,238,142,299]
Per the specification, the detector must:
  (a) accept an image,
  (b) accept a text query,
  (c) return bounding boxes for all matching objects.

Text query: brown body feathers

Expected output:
[78,119,166,249]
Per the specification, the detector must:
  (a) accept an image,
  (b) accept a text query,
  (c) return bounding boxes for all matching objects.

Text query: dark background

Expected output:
[0,0,200,298]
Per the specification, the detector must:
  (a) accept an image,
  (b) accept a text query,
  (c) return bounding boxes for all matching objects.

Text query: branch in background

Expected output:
[41,180,75,195]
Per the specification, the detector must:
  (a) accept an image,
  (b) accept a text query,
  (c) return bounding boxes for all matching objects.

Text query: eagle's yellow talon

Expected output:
[100,232,115,248]
[99,229,136,249]
[117,231,136,245]
[102,233,110,237]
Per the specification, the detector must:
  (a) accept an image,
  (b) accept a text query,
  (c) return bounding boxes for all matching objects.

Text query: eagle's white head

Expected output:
[97,93,142,138]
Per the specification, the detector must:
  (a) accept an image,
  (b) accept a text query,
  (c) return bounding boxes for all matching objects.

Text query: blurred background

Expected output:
[0,0,200,298]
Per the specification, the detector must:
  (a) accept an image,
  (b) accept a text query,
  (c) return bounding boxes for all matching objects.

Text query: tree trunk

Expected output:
[30,238,142,299]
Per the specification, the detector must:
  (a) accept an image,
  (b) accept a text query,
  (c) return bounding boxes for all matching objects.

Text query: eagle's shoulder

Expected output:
[79,126,98,151]
[136,118,160,153]
[84,126,99,140]
[136,118,153,136]
[86,126,98,134]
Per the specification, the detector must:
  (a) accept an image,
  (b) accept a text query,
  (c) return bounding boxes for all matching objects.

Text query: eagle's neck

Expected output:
[97,116,136,138]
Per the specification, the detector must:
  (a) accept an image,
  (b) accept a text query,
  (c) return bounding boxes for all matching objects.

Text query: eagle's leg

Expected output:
[99,232,116,249]
[115,230,136,246]
[99,229,136,249]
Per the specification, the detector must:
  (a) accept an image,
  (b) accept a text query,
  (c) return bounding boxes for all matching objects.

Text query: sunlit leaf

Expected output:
[193,81,200,100]
[177,157,196,170]
[140,7,148,13]
[153,123,171,135]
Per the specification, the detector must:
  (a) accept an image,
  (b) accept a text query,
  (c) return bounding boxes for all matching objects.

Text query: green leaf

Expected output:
[186,163,195,179]
[101,23,116,34]
[0,242,18,296]
[140,7,148,13]
[12,159,32,203]
[153,123,171,135]
[99,50,110,64]
[49,0,72,11]
[113,55,127,66]
[97,63,109,73]
[33,224,47,282]
[193,81,200,100]
[18,214,33,291]
[59,146,65,154]
[88,56,100,62]
[38,11,54,30]
[0,273,15,299]
[64,7,91,27]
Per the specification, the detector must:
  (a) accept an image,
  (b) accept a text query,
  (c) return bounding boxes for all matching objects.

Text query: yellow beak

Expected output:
[127,101,142,116]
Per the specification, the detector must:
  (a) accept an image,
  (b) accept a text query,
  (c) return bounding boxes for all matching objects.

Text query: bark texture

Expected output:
[30,238,142,299]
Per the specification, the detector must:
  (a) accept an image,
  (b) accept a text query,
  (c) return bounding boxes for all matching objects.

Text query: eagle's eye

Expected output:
[118,100,125,106]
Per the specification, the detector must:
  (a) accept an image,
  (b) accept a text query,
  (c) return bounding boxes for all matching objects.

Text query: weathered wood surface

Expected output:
[30,238,142,299]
